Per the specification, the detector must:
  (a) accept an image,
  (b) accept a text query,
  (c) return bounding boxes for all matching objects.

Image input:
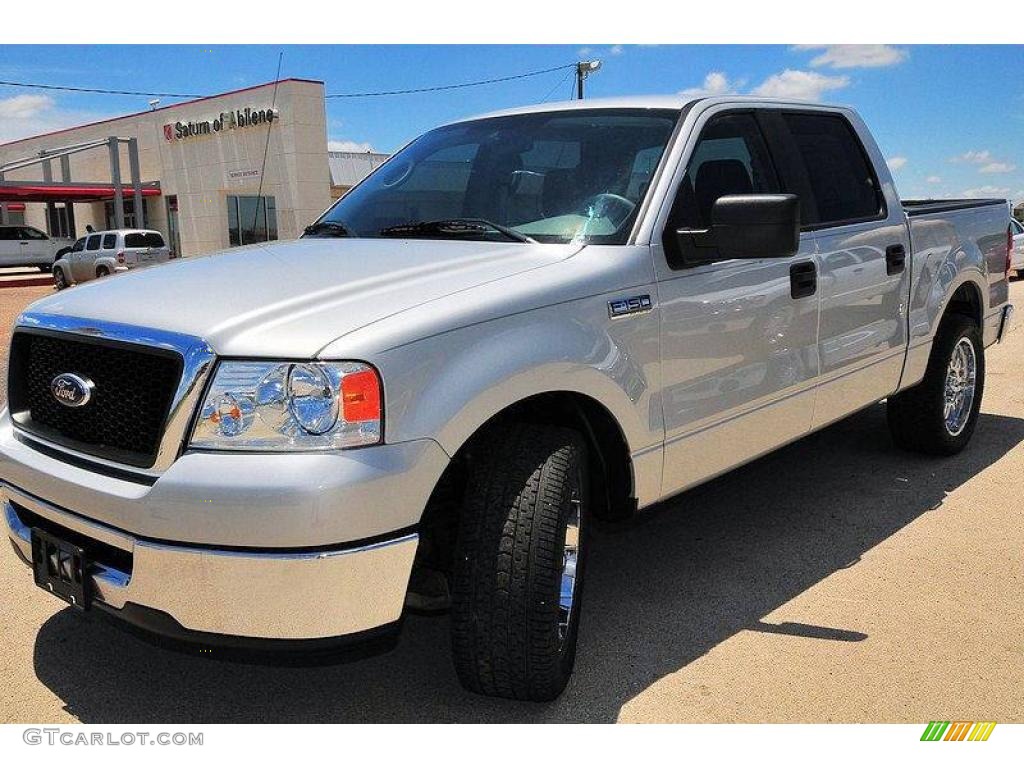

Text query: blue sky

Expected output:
[1,44,1022,201]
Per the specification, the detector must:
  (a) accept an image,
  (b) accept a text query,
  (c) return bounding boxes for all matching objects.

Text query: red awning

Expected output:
[0,184,162,203]
[4,203,25,211]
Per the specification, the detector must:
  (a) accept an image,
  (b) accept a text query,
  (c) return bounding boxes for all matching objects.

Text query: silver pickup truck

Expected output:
[1,96,1014,702]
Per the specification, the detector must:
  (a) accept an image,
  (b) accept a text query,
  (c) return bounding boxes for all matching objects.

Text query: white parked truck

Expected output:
[1,96,1014,701]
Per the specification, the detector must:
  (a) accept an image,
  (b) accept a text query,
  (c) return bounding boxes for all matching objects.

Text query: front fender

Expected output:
[373,292,663,467]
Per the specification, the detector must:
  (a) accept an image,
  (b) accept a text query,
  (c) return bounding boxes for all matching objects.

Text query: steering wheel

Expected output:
[582,193,635,228]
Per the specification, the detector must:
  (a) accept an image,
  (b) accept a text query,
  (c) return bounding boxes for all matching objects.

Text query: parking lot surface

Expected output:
[0,281,1021,723]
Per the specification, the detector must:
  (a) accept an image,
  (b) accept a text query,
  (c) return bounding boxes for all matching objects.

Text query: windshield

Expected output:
[315,108,679,245]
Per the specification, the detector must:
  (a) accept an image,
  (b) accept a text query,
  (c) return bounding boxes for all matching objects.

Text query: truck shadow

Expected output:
[31,405,1024,723]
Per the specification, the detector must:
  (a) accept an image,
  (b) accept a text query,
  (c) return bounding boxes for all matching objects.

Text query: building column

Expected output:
[60,154,76,237]
[108,137,125,230]
[40,151,56,236]
[128,138,144,228]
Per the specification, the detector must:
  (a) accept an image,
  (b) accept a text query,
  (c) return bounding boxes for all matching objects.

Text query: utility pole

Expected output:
[575,60,602,99]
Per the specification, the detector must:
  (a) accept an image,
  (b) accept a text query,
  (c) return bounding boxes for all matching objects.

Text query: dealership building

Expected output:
[0,79,379,258]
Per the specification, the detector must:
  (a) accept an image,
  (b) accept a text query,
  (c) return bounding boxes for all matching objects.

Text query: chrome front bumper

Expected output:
[5,485,418,640]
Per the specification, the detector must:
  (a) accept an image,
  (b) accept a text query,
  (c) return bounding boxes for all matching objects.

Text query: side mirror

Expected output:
[674,194,800,264]
[711,194,800,259]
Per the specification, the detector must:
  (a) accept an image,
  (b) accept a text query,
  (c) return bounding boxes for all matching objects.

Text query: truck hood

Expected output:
[28,238,582,357]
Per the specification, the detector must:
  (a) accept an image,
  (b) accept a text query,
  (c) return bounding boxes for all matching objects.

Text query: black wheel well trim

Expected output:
[944,279,984,329]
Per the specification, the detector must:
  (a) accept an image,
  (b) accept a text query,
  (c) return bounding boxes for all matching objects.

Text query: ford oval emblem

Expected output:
[50,373,95,408]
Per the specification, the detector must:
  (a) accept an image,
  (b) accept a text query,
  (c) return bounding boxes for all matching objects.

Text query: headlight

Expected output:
[190,360,382,450]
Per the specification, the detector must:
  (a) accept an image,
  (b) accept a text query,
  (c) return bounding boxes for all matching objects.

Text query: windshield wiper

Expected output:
[378,218,535,243]
[303,221,351,238]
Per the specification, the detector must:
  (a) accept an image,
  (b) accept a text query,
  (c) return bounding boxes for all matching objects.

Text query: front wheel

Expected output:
[887,313,985,455]
[53,267,68,291]
[450,423,589,701]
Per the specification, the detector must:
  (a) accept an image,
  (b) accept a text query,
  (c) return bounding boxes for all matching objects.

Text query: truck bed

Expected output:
[902,198,1007,217]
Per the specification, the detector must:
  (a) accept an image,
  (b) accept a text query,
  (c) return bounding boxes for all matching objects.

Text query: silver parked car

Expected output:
[1,96,1015,701]
[52,229,171,290]
[1011,218,1024,276]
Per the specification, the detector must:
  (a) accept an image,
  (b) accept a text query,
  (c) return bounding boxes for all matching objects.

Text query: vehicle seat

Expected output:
[694,159,753,226]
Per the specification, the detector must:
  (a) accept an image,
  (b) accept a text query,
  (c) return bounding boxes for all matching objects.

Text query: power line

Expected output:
[325,64,575,98]
[0,63,579,102]
[0,80,203,98]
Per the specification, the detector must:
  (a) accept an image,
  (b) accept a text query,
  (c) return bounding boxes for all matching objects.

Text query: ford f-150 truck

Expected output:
[1,96,1014,702]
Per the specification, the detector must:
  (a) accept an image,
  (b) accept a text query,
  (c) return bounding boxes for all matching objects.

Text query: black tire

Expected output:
[887,313,985,455]
[96,266,110,278]
[37,263,51,273]
[451,423,589,701]
[53,267,68,291]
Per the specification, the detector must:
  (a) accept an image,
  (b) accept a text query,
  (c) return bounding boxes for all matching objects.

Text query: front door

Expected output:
[653,110,821,496]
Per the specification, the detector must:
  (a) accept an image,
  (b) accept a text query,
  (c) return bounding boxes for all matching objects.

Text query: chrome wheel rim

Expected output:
[558,470,582,647]
[943,337,977,437]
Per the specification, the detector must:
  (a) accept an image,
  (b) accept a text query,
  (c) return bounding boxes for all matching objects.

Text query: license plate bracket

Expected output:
[31,528,90,610]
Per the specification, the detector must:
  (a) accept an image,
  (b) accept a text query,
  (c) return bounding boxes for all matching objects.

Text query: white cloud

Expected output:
[979,162,1016,174]
[886,156,908,171]
[328,139,376,153]
[0,95,113,144]
[953,149,993,164]
[609,45,624,56]
[961,185,1012,198]
[926,175,943,183]
[0,94,54,119]
[752,70,850,101]
[678,72,743,98]
[679,68,849,102]
[577,47,592,57]
[796,44,908,69]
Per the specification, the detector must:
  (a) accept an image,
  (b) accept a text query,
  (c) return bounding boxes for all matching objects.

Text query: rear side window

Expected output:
[0,227,18,241]
[124,232,165,248]
[780,113,883,226]
[85,235,101,251]
[102,234,117,249]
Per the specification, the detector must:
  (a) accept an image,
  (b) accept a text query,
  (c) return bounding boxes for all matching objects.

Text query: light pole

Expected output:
[575,60,602,99]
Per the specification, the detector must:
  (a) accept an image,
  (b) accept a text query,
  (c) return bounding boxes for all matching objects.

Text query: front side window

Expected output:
[20,226,49,240]
[663,112,779,267]
[85,235,100,251]
[71,238,85,252]
[671,113,779,230]
[227,195,278,247]
[780,113,883,226]
[313,109,679,245]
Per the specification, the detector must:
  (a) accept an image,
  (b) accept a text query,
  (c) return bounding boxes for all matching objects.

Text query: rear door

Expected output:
[653,109,821,495]
[124,231,167,264]
[763,109,911,428]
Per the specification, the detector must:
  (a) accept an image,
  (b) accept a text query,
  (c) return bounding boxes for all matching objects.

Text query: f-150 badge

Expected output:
[608,295,653,318]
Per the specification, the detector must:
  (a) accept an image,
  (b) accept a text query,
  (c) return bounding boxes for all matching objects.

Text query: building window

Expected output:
[47,204,74,238]
[227,195,278,247]
[104,199,147,229]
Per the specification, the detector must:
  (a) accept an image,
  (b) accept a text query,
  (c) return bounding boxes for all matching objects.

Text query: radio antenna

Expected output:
[252,51,283,241]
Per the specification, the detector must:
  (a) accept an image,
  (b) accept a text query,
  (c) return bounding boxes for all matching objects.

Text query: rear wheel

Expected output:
[53,267,68,291]
[450,423,589,701]
[37,263,51,273]
[887,313,984,455]
[96,266,110,278]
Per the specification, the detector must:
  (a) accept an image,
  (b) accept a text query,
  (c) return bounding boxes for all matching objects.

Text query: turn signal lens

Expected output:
[342,369,381,423]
